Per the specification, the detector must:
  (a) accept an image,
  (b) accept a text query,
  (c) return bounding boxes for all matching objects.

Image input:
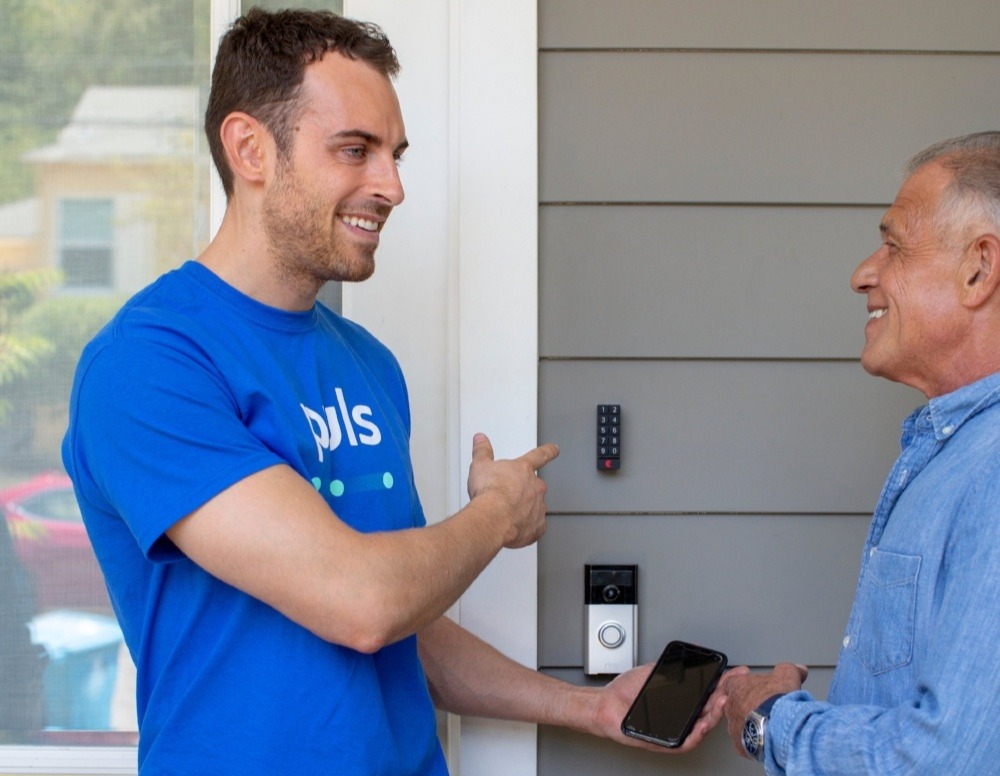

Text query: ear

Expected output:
[218,112,271,189]
[960,233,1000,309]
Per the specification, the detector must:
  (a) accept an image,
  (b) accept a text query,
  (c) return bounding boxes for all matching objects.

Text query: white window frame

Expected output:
[0,749,137,775]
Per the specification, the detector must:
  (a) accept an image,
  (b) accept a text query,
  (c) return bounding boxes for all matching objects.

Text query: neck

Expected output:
[198,202,320,312]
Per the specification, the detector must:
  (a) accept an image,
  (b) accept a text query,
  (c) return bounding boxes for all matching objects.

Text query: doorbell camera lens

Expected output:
[602,584,621,603]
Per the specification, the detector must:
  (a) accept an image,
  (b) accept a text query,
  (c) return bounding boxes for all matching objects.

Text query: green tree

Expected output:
[0,0,209,204]
[0,271,119,468]
[0,269,58,420]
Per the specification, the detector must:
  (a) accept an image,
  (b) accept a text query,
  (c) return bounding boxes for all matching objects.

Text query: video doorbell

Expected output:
[584,564,637,675]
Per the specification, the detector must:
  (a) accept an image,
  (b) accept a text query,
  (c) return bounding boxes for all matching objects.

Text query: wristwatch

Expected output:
[741,694,782,763]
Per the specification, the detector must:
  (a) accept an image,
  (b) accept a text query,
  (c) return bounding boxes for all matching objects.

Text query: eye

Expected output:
[342,146,367,162]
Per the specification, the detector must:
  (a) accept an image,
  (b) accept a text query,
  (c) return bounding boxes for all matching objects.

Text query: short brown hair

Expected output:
[205,7,400,199]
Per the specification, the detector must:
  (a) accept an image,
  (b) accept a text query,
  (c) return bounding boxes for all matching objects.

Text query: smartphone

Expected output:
[620,640,728,748]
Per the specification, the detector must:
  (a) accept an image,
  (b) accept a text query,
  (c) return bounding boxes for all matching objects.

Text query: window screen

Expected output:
[0,0,212,749]
[1,0,346,759]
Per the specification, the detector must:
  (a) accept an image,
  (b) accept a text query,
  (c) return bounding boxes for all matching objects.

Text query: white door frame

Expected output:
[346,2,540,774]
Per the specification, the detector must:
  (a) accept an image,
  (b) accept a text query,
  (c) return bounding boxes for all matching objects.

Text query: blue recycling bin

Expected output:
[29,609,124,730]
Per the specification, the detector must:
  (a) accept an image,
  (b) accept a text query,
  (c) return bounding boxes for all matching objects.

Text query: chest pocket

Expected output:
[848,549,921,675]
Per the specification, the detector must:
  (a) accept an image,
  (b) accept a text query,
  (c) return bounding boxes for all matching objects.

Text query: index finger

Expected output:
[520,442,560,471]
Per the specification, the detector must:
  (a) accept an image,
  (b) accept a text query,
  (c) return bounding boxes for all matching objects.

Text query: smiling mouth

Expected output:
[868,309,886,321]
[340,215,378,232]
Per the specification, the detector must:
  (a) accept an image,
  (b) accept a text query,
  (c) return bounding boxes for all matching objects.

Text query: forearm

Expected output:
[768,679,1000,775]
[347,494,520,648]
[344,432,554,649]
[417,617,727,754]
[169,465,520,653]
[417,616,602,734]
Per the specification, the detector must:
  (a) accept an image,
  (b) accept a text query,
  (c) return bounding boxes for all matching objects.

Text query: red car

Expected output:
[1,472,111,613]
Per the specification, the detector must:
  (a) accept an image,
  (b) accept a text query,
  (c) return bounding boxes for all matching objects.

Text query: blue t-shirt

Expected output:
[62,261,448,775]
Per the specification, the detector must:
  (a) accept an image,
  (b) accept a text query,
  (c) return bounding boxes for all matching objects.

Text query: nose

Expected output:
[373,154,405,207]
[851,246,882,294]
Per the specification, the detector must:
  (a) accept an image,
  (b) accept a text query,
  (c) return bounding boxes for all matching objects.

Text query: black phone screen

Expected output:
[621,640,727,748]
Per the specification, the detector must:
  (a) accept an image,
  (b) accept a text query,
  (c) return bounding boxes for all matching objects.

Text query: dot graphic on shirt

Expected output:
[311,477,322,491]
[321,472,395,497]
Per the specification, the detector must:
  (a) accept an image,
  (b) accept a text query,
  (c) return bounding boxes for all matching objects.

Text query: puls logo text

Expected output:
[301,387,382,463]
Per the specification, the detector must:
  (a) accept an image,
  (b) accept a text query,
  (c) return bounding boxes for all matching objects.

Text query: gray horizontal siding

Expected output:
[535,4,994,773]
[540,205,881,359]
[539,514,865,668]
[540,0,1000,51]
[539,360,921,515]
[540,52,1000,203]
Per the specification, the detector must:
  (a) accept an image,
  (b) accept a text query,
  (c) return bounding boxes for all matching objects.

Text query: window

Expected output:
[0,0,212,765]
[0,0,343,771]
[59,199,114,288]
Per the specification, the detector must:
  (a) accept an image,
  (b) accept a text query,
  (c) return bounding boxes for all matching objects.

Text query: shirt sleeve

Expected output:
[66,334,284,558]
[764,476,1000,775]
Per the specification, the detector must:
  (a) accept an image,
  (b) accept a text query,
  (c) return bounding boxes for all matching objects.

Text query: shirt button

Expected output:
[942,425,954,435]
[843,636,851,648]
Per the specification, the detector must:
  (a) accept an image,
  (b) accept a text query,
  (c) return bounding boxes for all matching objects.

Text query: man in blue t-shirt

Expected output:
[720,132,1000,774]
[63,9,729,774]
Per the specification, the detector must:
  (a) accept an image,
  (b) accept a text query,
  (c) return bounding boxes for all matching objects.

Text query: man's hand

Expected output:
[722,663,808,757]
[589,663,750,754]
[467,432,559,548]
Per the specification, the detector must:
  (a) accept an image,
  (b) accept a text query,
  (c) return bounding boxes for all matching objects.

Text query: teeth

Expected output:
[342,216,377,232]
[868,309,886,320]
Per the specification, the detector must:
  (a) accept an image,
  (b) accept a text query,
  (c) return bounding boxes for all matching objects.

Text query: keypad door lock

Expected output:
[597,403,621,471]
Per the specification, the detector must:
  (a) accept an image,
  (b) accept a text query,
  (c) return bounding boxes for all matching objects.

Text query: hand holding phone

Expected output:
[621,640,728,748]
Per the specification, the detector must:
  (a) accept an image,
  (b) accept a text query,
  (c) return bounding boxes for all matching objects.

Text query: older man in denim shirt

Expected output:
[722,131,1000,774]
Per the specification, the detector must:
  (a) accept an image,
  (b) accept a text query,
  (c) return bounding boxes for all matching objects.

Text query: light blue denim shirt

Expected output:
[765,370,1000,775]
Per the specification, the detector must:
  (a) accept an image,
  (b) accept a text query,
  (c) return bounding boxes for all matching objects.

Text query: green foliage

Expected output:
[0,0,210,204]
[0,269,60,418]
[0,268,59,325]
[15,294,121,398]
[0,268,120,427]
[0,333,53,387]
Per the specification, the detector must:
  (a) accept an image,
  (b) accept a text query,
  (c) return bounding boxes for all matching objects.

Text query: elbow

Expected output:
[311,604,407,655]
[312,620,393,654]
[343,626,395,655]
[304,567,423,653]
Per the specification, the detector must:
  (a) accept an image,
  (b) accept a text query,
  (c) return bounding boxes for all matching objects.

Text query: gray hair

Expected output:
[906,131,1000,248]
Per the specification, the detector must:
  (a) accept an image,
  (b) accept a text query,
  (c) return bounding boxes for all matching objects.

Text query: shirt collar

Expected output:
[914,370,1000,442]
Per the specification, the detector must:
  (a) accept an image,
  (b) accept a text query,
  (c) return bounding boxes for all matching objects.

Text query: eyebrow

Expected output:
[879,219,901,241]
[333,129,409,155]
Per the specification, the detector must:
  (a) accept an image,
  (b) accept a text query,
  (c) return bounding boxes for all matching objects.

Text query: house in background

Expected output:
[0,199,40,272]
[19,85,209,294]
[0,86,209,472]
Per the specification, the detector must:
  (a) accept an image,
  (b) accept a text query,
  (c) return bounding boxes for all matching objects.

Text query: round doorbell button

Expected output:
[598,622,625,649]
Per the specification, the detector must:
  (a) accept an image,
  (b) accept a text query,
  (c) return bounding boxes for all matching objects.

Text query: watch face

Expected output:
[742,717,763,759]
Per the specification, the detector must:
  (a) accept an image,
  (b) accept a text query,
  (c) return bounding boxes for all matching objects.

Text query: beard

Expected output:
[261,163,388,286]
